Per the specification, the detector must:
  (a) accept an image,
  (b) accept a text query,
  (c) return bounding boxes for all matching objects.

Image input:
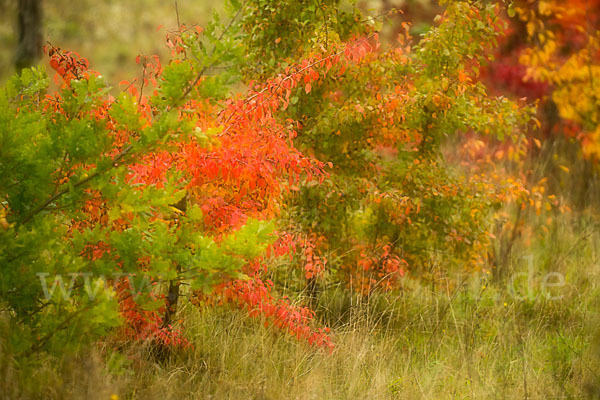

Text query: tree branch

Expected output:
[20,144,133,225]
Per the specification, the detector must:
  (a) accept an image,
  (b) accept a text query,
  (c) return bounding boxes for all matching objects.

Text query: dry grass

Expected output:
[122,212,600,399]
[2,212,599,399]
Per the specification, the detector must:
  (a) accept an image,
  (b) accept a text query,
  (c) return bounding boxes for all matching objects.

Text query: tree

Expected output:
[15,0,43,71]
[222,0,533,294]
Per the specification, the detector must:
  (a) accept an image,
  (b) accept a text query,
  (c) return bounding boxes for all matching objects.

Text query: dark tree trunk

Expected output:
[15,0,43,72]
[160,195,187,330]
[161,278,180,330]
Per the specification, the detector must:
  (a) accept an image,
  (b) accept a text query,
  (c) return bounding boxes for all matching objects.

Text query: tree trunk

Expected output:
[161,278,180,329]
[15,0,43,72]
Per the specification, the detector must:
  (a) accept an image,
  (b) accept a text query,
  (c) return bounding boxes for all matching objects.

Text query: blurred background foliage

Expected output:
[0,0,217,84]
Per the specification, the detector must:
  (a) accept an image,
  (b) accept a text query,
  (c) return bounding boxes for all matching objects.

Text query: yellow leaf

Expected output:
[526,21,535,36]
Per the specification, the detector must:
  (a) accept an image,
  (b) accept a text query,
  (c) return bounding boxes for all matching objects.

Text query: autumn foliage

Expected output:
[0,0,555,361]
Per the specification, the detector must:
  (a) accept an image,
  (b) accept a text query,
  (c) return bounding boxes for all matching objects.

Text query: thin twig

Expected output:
[175,0,181,30]
[20,144,132,225]
[219,35,376,134]
[176,3,245,103]
[25,304,93,356]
